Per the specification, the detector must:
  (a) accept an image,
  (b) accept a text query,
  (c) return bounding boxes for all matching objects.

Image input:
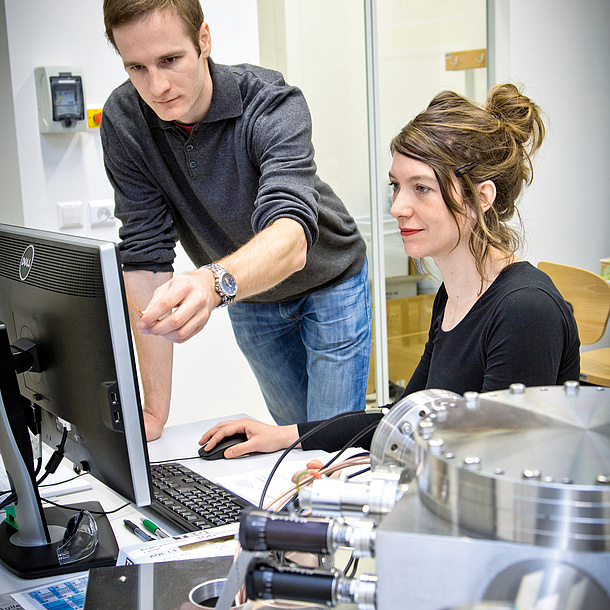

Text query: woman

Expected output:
[199,83,580,457]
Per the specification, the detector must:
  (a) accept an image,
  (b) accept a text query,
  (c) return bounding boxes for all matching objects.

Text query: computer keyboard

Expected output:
[149,462,252,534]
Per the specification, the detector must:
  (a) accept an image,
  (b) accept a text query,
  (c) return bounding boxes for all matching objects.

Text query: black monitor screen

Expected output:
[0,224,152,577]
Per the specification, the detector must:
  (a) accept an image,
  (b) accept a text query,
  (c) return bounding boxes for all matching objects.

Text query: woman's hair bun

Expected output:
[486,83,545,153]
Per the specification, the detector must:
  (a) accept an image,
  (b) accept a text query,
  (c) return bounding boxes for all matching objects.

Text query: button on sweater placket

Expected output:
[185,143,197,170]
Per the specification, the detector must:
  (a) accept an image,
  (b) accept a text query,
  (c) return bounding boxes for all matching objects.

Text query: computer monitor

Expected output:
[0,223,152,578]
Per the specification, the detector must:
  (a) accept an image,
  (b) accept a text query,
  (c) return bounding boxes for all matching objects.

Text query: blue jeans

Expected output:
[228,262,372,425]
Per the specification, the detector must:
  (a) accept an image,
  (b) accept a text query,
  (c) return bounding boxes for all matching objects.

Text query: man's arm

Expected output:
[219,217,307,299]
[136,217,307,343]
[124,270,174,441]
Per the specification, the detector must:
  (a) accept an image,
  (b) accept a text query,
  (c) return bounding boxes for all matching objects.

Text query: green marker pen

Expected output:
[141,518,170,538]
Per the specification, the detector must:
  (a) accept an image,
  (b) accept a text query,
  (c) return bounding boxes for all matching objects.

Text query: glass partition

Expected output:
[257,0,487,404]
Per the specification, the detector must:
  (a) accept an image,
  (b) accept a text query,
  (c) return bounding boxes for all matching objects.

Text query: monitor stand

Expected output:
[0,323,118,578]
[0,501,118,579]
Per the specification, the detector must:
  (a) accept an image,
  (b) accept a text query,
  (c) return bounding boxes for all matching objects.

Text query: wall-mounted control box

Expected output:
[34,66,87,133]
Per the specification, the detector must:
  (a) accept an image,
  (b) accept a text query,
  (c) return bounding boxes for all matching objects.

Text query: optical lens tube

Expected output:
[246,560,336,605]
[239,507,331,553]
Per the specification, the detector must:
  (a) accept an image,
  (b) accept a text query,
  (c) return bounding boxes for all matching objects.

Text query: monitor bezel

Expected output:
[0,223,153,577]
[0,223,152,507]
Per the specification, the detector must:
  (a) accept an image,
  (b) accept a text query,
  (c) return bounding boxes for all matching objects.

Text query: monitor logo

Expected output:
[19,245,35,281]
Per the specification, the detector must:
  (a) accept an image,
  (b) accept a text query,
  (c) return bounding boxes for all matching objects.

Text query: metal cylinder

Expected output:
[299,466,408,521]
[245,560,377,610]
[239,508,376,558]
[414,383,610,551]
[369,389,461,475]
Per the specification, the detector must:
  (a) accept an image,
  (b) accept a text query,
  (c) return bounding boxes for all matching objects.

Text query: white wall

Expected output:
[1,0,271,427]
[489,0,610,348]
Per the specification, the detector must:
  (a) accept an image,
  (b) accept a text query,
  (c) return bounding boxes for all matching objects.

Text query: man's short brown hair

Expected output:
[103,0,204,54]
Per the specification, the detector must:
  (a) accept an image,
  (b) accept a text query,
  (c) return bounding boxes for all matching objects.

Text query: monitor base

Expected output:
[0,501,118,579]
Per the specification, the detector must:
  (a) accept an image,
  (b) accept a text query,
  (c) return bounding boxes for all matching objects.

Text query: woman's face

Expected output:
[389,153,469,262]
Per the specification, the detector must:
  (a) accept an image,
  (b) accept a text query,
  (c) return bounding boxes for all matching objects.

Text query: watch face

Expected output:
[220,272,237,297]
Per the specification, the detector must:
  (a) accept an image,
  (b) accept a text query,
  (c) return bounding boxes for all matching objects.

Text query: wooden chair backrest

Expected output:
[538,261,610,345]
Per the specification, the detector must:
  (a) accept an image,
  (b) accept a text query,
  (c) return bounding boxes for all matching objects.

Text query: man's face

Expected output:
[113,9,212,124]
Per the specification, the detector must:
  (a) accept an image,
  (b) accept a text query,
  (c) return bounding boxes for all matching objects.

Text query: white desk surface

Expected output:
[0,414,332,596]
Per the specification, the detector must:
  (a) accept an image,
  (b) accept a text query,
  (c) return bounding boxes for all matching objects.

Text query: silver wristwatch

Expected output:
[201,263,237,307]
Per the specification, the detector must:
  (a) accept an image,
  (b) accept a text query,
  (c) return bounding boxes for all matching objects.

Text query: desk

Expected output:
[0,414,350,605]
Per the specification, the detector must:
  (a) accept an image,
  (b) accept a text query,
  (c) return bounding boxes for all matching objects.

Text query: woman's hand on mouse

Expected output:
[198,418,300,459]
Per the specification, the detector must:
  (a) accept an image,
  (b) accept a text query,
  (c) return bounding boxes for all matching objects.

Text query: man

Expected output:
[101,0,371,440]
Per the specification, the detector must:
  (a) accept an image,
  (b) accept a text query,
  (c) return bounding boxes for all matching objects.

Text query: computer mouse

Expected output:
[198,433,249,460]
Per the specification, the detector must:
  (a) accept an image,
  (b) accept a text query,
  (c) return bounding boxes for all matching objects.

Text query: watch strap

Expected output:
[200,263,236,308]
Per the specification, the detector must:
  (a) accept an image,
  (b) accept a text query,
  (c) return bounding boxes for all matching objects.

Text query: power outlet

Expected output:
[89,200,116,227]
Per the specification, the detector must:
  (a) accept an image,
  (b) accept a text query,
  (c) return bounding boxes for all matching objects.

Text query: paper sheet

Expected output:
[217,449,369,507]
[10,575,88,610]
[217,466,300,507]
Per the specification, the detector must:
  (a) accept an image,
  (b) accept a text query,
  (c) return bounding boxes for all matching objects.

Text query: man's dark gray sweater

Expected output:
[101,59,366,303]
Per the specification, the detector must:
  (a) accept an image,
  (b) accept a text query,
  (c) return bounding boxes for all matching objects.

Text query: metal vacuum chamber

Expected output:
[374,383,610,609]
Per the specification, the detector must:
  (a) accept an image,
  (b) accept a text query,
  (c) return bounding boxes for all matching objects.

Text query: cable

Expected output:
[347,557,360,578]
[320,421,380,471]
[263,454,371,513]
[1,427,78,512]
[0,492,17,511]
[1,471,87,496]
[0,470,91,513]
[258,411,381,509]
[36,427,69,486]
[347,466,371,480]
[4,426,126,517]
[262,421,379,512]
[42,496,130,515]
[39,471,88,489]
[343,553,355,575]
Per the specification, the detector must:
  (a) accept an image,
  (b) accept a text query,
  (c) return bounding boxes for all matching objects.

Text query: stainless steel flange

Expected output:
[414,383,610,551]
